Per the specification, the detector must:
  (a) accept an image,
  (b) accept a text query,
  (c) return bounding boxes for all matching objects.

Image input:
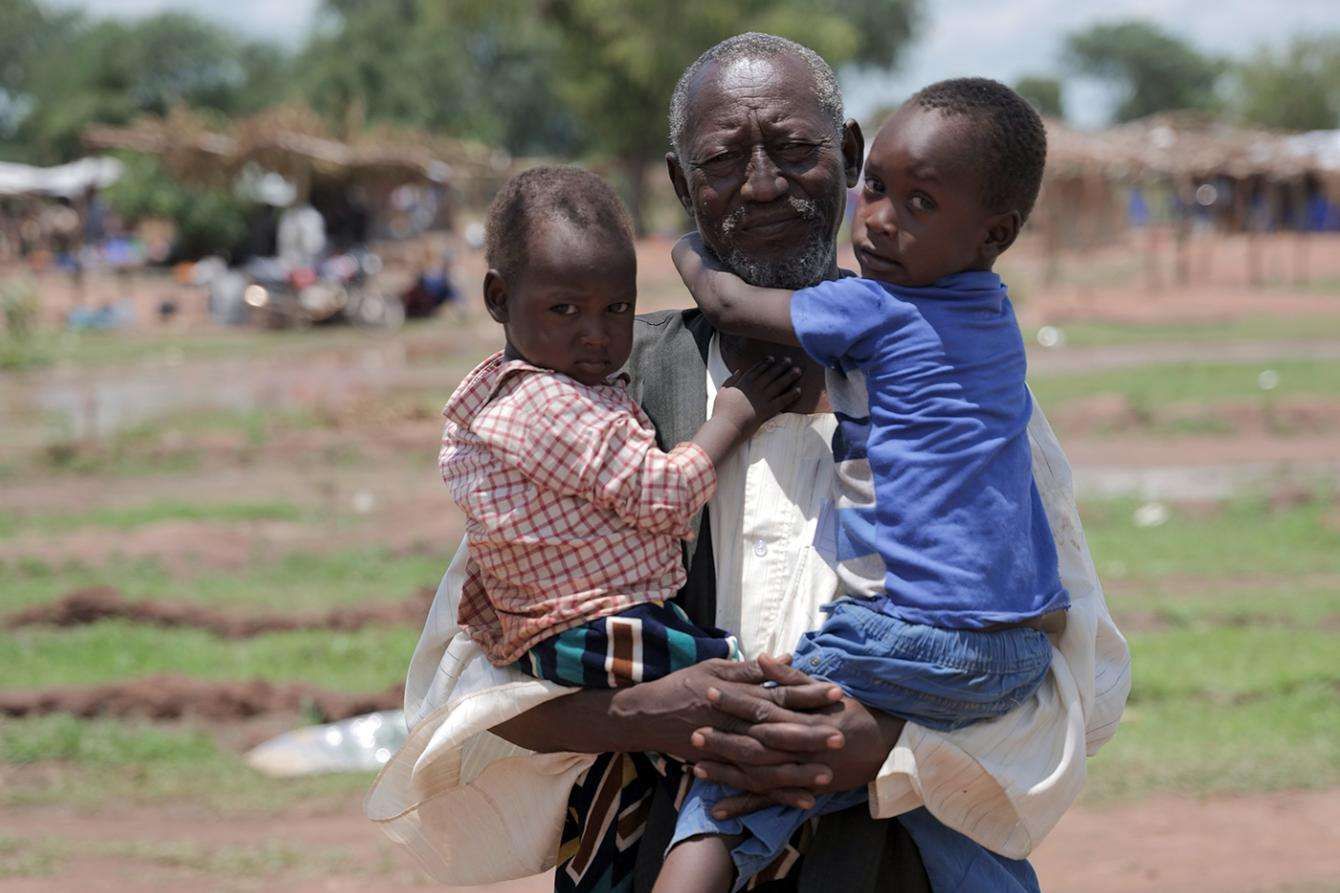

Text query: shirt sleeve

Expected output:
[866,396,1132,858]
[366,536,596,884]
[790,277,896,370]
[474,374,717,538]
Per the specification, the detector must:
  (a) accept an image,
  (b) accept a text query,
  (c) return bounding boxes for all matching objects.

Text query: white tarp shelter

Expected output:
[0,156,123,198]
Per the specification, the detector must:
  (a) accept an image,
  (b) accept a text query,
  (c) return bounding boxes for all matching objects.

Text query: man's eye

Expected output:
[909,194,935,212]
[700,151,740,167]
[607,301,632,314]
[550,304,578,316]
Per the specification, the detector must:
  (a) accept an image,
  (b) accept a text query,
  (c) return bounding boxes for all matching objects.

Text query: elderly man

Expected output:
[367,33,1130,893]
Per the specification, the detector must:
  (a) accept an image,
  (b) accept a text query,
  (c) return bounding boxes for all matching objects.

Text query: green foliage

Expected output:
[0,277,49,370]
[296,0,583,157]
[1065,20,1223,123]
[1,9,289,164]
[1234,35,1340,131]
[1014,75,1063,118]
[104,153,252,259]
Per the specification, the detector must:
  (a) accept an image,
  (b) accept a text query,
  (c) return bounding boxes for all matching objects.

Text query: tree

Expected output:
[1014,76,1063,119]
[295,0,584,157]
[1064,21,1223,123]
[1234,36,1340,131]
[541,0,922,231]
[4,9,290,163]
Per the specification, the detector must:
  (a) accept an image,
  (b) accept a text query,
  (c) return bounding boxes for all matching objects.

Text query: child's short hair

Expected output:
[909,78,1047,223]
[484,166,635,281]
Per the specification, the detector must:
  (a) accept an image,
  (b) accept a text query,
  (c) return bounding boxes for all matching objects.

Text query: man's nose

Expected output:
[739,146,787,203]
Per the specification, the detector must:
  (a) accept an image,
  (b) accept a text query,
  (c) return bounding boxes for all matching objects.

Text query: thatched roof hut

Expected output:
[83,106,514,197]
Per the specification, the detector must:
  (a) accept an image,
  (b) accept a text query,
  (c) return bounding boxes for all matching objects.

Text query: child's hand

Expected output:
[672,232,727,295]
[713,357,803,437]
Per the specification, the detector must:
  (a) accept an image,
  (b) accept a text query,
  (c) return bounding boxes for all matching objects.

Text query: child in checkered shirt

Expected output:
[439,165,800,688]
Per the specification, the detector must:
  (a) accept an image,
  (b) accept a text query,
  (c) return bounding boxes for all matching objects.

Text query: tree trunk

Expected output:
[621,154,650,237]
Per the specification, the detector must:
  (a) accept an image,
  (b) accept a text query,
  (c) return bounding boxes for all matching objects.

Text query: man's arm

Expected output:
[490,656,849,809]
[672,233,800,346]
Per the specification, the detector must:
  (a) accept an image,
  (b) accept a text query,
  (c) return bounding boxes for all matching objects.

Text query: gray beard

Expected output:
[700,197,837,290]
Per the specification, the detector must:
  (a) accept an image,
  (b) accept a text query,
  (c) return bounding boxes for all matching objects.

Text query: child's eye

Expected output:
[607,301,633,314]
[909,194,935,212]
[863,176,885,195]
[550,304,578,316]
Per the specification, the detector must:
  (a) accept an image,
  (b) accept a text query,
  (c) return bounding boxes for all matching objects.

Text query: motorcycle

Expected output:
[226,248,403,330]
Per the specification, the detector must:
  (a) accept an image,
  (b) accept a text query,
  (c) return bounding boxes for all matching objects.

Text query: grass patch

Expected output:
[1027,315,1340,349]
[0,499,305,539]
[1029,358,1340,411]
[0,715,371,812]
[1085,680,1340,801]
[1107,578,1340,628]
[1080,496,1340,582]
[0,546,447,612]
[0,835,59,878]
[3,621,417,691]
[1127,626,1338,702]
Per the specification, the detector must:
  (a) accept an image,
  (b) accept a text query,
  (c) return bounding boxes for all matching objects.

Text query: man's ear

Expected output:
[982,210,1022,261]
[666,152,693,213]
[483,269,509,324]
[841,119,865,189]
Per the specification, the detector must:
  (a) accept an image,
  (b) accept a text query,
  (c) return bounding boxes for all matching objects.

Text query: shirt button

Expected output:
[752,539,768,557]
[810,656,821,667]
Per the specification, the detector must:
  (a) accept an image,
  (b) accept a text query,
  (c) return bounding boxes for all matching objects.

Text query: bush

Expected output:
[104,153,254,261]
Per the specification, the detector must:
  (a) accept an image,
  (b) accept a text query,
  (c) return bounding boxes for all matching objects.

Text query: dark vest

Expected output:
[624,309,931,893]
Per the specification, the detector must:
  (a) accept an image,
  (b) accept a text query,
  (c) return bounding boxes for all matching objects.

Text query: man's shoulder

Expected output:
[628,308,713,373]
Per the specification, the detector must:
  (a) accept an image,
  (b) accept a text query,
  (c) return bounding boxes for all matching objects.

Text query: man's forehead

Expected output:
[684,53,826,132]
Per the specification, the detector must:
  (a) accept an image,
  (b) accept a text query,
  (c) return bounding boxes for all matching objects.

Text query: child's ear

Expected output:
[982,210,1022,261]
[483,269,509,323]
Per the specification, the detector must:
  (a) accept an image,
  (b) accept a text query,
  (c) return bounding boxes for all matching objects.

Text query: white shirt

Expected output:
[365,336,1131,884]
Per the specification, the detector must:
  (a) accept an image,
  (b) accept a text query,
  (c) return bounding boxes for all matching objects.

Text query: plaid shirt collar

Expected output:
[443,350,630,428]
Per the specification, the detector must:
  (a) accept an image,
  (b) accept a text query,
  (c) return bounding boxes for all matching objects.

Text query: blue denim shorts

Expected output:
[792,597,1053,732]
[670,598,1054,889]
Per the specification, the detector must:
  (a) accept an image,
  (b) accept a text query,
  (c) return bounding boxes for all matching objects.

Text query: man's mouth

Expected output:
[738,214,807,237]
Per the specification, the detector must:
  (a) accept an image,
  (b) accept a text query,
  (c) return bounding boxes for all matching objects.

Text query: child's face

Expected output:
[852,104,1015,288]
[484,218,637,386]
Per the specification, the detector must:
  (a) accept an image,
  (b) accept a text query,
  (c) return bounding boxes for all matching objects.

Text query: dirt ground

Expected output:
[2,789,1336,892]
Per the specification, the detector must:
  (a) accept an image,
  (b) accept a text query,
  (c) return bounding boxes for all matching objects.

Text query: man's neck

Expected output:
[717,259,839,414]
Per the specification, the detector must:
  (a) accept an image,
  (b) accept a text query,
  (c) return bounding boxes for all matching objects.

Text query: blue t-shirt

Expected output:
[791,271,1068,629]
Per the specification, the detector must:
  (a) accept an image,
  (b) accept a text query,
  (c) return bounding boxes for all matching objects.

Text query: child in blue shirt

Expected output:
[656,78,1070,892]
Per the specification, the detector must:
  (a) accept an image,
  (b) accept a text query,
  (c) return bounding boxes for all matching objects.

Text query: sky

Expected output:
[54,0,1340,128]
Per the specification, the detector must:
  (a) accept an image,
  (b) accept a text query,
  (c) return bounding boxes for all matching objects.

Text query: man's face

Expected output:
[668,53,860,289]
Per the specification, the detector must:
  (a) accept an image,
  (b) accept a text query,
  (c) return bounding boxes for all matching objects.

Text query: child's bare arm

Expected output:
[689,357,802,469]
[672,233,801,347]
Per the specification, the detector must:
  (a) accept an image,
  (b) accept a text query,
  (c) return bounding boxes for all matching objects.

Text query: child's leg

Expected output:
[666,777,868,892]
[652,833,739,893]
[516,600,739,687]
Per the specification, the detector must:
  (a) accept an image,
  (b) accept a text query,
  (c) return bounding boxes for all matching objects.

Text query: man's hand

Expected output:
[689,654,905,819]
[609,657,842,764]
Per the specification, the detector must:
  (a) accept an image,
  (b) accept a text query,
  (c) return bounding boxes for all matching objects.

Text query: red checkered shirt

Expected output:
[440,351,717,665]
